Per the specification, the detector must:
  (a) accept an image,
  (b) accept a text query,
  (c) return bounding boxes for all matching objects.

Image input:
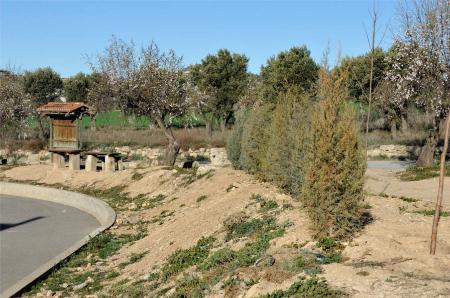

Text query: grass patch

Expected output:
[412,209,449,217]
[224,215,277,241]
[161,236,215,281]
[24,231,146,296]
[259,200,279,212]
[400,164,450,181]
[263,276,343,297]
[119,251,148,269]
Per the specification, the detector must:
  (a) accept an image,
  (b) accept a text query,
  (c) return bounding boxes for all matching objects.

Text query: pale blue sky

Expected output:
[1,0,397,77]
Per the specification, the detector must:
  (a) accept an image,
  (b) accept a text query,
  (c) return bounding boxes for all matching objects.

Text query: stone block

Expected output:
[69,154,81,171]
[86,155,98,172]
[52,153,65,169]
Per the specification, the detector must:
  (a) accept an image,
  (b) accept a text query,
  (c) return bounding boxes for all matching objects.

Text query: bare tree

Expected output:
[89,37,189,166]
[430,114,450,254]
[364,1,388,154]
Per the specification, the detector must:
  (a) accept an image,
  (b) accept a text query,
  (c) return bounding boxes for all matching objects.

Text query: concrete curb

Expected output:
[0,182,116,298]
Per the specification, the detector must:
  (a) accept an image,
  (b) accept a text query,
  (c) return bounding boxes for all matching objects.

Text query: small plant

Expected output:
[196,195,208,203]
[399,196,418,203]
[131,171,144,181]
[259,200,279,212]
[226,184,237,192]
[316,237,344,253]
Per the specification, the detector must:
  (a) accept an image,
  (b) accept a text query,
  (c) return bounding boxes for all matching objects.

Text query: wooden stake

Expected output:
[430,114,450,255]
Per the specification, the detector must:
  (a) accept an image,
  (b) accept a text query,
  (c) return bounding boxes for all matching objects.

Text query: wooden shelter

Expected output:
[37,102,95,170]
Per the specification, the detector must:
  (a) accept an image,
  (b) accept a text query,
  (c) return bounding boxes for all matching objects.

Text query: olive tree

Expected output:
[64,72,91,102]
[89,37,188,166]
[190,49,249,134]
[261,46,319,101]
[23,67,63,140]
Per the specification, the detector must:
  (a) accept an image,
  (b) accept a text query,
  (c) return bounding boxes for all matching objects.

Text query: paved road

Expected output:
[0,195,100,296]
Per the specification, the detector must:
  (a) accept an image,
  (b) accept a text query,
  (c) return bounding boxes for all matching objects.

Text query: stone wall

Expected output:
[0,146,231,168]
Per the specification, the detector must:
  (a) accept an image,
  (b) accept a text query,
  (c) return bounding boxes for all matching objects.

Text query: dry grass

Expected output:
[81,127,229,149]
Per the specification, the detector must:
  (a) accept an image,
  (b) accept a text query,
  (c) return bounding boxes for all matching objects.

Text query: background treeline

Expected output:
[1,0,448,168]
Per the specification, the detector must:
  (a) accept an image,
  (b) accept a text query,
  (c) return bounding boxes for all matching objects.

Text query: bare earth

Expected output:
[1,164,449,297]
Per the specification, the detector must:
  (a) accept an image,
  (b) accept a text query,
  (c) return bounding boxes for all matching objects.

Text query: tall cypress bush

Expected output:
[227,108,249,168]
[301,70,366,239]
[239,104,273,174]
[264,89,311,196]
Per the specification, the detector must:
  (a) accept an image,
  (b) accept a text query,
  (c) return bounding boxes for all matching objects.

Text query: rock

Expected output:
[128,215,140,224]
[129,202,137,210]
[196,165,214,176]
[210,148,231,167]
[62,283,69,289]
[73,282,87,291]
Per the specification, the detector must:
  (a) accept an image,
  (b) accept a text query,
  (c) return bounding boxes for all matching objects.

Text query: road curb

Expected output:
[0,182,116,298]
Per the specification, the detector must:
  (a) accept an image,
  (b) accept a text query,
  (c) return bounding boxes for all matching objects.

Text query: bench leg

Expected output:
[104,155,116,172]
[86,155,98,172]
[52,153,65,169]
[69,154,81,171]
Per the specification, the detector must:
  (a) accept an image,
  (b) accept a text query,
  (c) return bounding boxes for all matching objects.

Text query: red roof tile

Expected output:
[37,102,95,115]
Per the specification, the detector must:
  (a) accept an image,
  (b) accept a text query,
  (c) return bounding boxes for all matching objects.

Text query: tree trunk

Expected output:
[220,118,226,132]
[90,114,97,131]
[153,114,180,167]
[417,118,440,167]
[390,119,397,140]
[37,116,46,142]
[430,114,450,255]
[400,116,408,134]
[206,121,212,137]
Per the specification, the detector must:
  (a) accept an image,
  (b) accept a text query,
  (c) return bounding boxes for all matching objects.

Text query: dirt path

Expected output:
[366,160,450,205]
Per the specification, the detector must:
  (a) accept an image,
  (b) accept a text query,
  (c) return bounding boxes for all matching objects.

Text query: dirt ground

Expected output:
[1,164,449,297]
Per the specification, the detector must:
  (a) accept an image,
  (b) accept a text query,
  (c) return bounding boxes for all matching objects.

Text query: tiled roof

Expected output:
[37,102,95,115]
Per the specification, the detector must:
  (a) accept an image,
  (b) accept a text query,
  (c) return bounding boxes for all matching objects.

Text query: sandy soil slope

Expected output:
[1,164,449,297]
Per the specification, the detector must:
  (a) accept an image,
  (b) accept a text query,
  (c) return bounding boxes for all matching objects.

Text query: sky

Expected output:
[1,0,397,77]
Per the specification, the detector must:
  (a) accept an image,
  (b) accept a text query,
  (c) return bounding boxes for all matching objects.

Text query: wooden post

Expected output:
[430,114,450,255]
[86,154,98,172]
[69,154,81,171]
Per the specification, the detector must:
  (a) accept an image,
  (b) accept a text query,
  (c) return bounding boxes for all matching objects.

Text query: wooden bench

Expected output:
[82,152,123,172]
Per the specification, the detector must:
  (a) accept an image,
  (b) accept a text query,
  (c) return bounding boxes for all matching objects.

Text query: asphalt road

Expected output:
[0,195,100,296]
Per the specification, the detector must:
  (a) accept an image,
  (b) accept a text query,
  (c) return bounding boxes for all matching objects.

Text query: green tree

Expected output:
[337,48,387,104]
[302,70,366,239]
[64,72,91,102]
[264,88,311,196]
[23,67,63,140]
[261,46,319,101]
[190,49,249,134]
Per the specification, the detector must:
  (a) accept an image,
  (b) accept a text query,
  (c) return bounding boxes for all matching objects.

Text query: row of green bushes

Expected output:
[227,71,367,239]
